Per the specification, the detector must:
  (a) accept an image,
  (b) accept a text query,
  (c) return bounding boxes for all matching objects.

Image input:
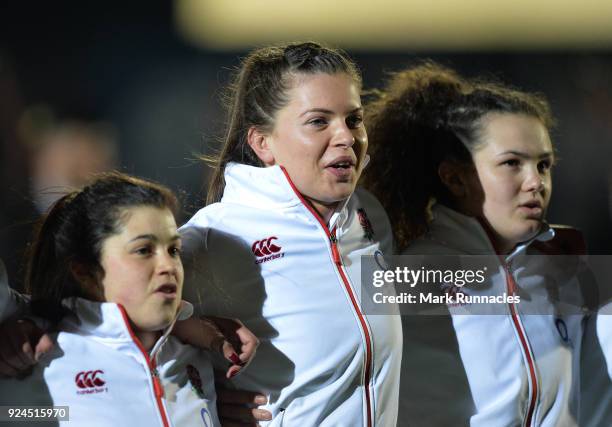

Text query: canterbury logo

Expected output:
[252,237,282,257]
[75,370,106,388]
[252,236,285,264]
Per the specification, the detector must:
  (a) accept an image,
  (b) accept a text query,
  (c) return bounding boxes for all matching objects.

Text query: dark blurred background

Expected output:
[2,1,611,290]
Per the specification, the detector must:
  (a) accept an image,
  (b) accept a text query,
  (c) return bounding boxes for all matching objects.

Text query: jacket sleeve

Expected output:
[179,213,212,317]
[0,258,28,322]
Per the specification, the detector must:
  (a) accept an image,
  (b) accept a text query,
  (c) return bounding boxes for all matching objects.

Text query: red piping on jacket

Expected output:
[505,270,539,427]
[280,166,374,427]
[118,305,170,427]
[477,218,539,426]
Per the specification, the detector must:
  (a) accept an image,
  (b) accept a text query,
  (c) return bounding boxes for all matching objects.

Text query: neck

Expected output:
[134,329,161,352]
[305,198,339,225]
[475,216,515,255]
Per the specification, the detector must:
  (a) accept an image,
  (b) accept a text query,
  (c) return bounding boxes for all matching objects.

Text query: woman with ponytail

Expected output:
[364,62,594,426]
[0,173,229,426]
[179,41,401,426]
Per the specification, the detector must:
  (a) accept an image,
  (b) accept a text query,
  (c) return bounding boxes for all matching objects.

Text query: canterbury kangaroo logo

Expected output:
[75,370,106,388]
[252,236,282,257]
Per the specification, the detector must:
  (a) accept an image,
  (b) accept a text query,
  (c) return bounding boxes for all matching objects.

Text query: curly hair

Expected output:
[362,61,554,252]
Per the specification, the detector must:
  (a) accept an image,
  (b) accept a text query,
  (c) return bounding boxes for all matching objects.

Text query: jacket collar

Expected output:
[62,298,193,354]
[222,162,351,229]
[428,204,554,261]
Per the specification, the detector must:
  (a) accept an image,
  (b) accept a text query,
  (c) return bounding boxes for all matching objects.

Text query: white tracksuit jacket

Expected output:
[180,163,403,427]
[0,297,220,427]
[398,205,586,427]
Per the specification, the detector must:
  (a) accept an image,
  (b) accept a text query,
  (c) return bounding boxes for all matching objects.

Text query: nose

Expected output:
[331,120,357,148]
[156,251,180,278]
[522,165,546,193]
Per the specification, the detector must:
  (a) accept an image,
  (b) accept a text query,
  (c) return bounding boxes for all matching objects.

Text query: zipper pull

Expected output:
[330,234,341,265]
[151,367,164,398]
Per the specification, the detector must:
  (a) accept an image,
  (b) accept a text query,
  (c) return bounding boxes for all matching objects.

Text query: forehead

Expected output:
[284,72,362,110]
[114,206,178,236]
[477,113,552,155]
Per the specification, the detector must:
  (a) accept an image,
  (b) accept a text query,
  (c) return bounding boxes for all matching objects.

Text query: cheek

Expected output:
[100,257,145,303]
[479,172,519,207]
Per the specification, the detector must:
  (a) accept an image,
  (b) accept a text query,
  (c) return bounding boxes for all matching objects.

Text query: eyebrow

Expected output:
[299,107,363,117]
[128,234,181,243]
[497,150,555,159]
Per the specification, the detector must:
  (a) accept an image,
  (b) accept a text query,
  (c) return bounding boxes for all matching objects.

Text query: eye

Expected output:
[134,245,153,256]
[501,158,520,168]
[538,159,553,173]
[346,114,363,129]
[306,117,328,127]
[169,246,181,257]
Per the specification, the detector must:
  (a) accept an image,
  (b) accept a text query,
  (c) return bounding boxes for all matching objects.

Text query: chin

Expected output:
[331,183,357,200]
[144,314,176,332]
[515,223,542,244]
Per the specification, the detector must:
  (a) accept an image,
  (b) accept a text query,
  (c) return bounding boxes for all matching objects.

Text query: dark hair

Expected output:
[206,41,362,204]
[362,61,554,252]
[25,171,178,322]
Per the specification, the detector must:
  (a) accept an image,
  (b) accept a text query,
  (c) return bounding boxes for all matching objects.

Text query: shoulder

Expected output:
[402,237,464,256]
[352,187,394,254]
[0,258,27,321]
[532,225,587,255]
[180,203,227,254]
[181,203,226,233]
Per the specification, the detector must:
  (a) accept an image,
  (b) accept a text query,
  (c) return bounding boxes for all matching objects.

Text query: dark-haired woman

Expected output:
[0,172,221,426]
[363,63,593,426]
[180,42,402,426]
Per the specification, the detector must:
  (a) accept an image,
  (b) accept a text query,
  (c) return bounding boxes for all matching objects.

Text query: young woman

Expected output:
[0,173,221,427]
[180,42,402,426]
[363,62,593,426]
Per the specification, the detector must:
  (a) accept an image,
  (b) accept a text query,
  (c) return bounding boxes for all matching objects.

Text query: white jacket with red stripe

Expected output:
[0,298,220,427]
[180,163,402,427]
[398,205,586,427]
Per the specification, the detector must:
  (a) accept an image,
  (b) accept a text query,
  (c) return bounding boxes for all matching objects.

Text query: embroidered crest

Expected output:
[357,208,374,241]
[186,364,205,398]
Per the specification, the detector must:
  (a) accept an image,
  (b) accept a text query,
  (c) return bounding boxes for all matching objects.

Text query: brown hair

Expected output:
[362,61,554,251]
[205,41,362,204]
[26,171,178,322]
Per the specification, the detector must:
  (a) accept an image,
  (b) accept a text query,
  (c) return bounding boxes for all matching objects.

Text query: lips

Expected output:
[518,199,544,218]
[325,155,356,169]
[155,284,177,297]
[324,155,358,179]
[520,200,542,209]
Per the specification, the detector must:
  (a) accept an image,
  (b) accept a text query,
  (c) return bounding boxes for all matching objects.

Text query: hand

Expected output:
[208,317,259,379]
[173,316,259,378]
[0,318,54,378]
[216,387,272,427]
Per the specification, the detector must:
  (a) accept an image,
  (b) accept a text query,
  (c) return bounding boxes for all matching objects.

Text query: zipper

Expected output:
[280,166,374,427]
[503,264,539,427]
[118,305,171,427]
[477,218,540,426]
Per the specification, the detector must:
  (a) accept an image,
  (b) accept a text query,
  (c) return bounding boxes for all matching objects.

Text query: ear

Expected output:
[70,261,104,300]
[247,126,275,166]
[438,160,468,199]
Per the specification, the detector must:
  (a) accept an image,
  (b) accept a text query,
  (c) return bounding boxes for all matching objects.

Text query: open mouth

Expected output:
[325,156,357,177]
[155,284,177,295]
[520,201,542,209]
[327,156,356,169]
[329,162,353,169]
